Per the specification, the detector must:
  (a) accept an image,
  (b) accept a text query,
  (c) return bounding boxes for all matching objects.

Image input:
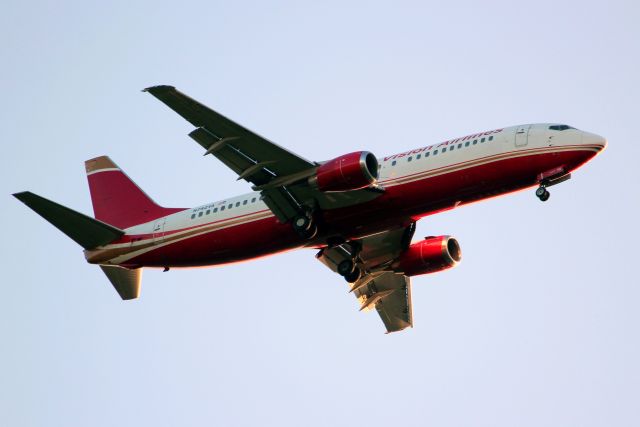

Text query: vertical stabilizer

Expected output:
[85,156,184,229]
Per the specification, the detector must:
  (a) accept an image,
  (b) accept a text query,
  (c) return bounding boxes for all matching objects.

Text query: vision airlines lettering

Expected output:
[13,86,606,333]
[384,129,504,161]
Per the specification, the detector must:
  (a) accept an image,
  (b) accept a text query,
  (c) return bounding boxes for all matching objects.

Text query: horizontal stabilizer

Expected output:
[100,265,142,300]
[13,191,124,249]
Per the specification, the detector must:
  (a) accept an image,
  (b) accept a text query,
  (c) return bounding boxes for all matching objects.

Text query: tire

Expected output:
[337,259,355,276]
[292,214,312,232]
[344,267,362,283]
[535,187,547,198]
[539,190,550,202]
[301,223,318,239]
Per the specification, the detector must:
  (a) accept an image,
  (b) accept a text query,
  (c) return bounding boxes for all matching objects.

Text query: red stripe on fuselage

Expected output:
[122,148,598,268]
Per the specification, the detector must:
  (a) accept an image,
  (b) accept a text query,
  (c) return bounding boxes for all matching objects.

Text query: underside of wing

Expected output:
[316,224,417,333]
[356,272,413,333]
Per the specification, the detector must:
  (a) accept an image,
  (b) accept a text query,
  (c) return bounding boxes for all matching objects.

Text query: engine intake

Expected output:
[311,151,378,192]
[393,236,462,277]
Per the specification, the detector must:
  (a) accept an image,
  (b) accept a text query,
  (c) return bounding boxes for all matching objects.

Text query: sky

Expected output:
[1,1,639,426]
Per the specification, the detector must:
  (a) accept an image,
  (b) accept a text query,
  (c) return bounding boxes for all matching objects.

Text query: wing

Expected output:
[144,85,383,222]
[317,223,416,333]
[143,85,315,182]
[356,272,412,333]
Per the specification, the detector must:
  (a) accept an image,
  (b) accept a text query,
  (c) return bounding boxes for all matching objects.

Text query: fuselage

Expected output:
[85,123,606,269]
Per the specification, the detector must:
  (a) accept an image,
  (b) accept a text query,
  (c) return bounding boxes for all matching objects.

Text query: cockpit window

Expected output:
[549,124,574,131]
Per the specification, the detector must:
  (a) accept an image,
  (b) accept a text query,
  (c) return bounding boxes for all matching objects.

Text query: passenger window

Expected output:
[473,140,477,145]
[221,206,225,211]
[214,208,218,213]
[243,200,248,205]
[191,214,196,219]
[392,160,397,166]
[416,154,421,160]
[228,204,232,209]
[488,136,494,141]
[481,137,486,143]
[198,212,203,217]
[236,202,240,207]
[408,156,412,162]
[465,141,470,147]
[434,150,438,155]
[251,197,256,203]
[425,152,430,157]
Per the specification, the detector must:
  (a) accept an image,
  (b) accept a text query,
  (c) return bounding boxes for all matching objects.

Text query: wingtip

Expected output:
[12,191,30,200]
[142,85,176,93]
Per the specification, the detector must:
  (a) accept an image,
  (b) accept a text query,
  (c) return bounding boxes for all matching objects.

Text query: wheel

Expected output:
[292,214,312,232]
[344,267,362,283]
[295,223,317,239]
[299,223,318,239]
[539,189,550,202]
[535,186,547,198]
[337,259,355,276]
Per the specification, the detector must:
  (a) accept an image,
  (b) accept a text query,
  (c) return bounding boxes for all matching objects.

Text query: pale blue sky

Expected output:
[2,1,639,426]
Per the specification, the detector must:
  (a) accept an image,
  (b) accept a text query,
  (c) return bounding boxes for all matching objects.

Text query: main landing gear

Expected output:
[536,185,550,202]
[337,242,362,284]
[292,212,318,239]
[338,259,362,283]
[316,240,363,284]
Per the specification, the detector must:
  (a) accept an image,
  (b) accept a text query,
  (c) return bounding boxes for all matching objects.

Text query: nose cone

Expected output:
[582,131,607,152]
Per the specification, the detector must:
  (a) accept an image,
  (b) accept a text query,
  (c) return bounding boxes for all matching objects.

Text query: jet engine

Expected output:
[310,151,379,192]
[392,236,462,276]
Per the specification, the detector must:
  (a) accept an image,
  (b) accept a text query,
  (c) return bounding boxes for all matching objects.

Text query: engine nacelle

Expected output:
[310,151,379,192]
[393,236,462,277]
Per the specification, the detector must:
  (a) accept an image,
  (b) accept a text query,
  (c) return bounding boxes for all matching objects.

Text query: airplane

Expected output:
[13,85,607,333]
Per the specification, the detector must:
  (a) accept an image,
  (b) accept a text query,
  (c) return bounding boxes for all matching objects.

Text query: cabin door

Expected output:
[152,219,165,243]
[515,125,530,147]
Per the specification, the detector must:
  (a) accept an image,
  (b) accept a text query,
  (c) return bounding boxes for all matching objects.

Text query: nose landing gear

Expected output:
[535,171,571,202]
[535,186,550,202]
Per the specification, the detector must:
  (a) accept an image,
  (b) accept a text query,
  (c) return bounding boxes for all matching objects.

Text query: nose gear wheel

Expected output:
[536,186,550,202]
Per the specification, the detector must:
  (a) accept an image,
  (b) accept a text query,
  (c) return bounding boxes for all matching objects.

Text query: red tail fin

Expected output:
[85,156,184,229]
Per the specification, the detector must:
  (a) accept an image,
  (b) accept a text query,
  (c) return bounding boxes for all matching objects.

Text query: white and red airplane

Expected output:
[14,86,606,333]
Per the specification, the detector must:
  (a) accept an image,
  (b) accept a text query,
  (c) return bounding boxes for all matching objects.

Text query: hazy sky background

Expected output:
[2,1,639,426]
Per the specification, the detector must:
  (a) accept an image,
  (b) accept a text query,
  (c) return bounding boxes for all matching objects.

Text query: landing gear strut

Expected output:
[536,185,550,202]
